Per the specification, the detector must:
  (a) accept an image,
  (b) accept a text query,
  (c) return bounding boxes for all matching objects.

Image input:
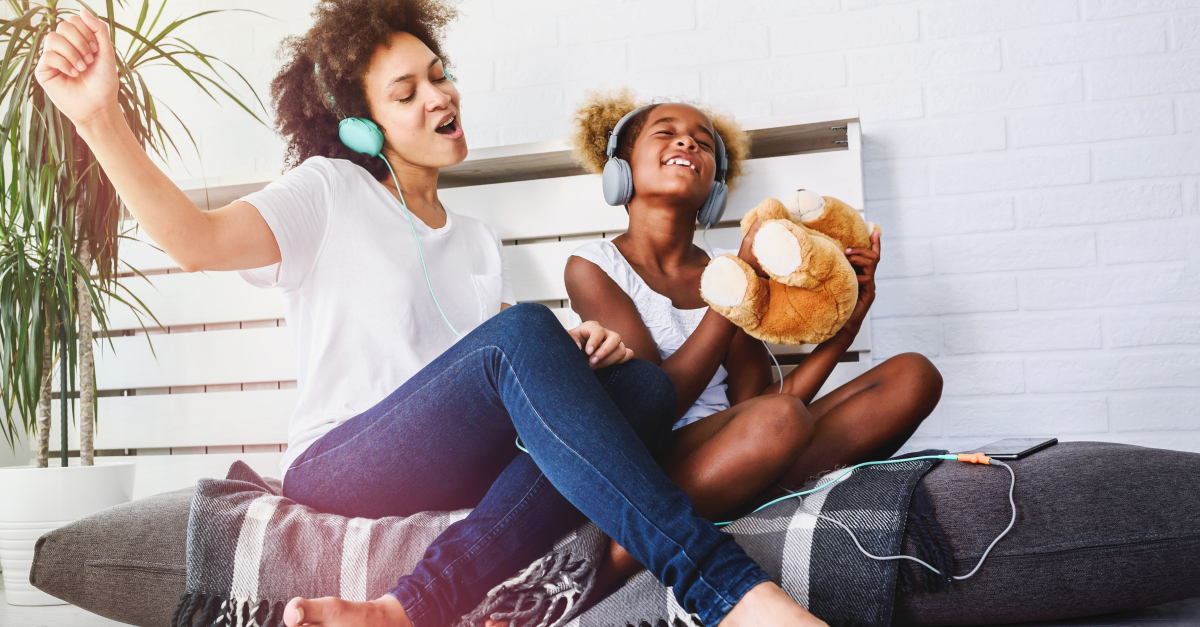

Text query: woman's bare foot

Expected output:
[719,582,827,627]
[283,593,413,627]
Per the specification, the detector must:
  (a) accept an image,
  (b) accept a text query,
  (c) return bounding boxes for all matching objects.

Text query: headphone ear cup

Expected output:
[698,181,729,228]
[602,157,634,206]
[339,118,385,157]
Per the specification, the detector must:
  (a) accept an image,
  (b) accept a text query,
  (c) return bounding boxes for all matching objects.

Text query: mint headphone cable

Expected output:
[316,61,463,339]
[379,157,463,340]
[507,448,1017,579]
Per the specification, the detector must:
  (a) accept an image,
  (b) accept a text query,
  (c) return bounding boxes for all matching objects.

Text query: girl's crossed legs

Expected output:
[595,353,943,592]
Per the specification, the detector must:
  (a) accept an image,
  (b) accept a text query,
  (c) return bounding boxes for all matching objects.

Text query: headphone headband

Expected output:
[600,102,731,227]
[606,104,728,183]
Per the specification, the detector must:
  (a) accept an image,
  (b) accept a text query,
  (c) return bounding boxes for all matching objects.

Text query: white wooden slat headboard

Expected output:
[52,110,868,499]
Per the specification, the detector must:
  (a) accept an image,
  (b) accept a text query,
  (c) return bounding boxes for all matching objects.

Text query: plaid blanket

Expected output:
[173,454,942,627]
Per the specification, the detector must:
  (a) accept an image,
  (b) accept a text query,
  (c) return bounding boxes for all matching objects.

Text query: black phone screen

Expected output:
[978,438,1058,459]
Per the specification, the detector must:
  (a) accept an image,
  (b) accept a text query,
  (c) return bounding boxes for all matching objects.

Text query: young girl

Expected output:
[565,90,944,591]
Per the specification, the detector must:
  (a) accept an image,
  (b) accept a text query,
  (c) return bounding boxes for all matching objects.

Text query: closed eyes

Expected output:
[395,75,451,103]
[657,129,713,151]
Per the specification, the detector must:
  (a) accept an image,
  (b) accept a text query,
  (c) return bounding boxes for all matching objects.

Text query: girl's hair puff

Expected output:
[568,88,750,187]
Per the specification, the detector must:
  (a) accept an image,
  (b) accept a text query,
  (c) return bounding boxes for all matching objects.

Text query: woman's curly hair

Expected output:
[271,0,458,180]
[568,88,750,187]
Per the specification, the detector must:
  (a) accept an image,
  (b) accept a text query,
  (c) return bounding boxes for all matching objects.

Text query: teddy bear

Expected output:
[699,189,878,346]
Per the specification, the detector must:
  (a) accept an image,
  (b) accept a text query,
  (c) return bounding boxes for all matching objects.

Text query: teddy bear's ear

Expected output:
[783,189,827,223]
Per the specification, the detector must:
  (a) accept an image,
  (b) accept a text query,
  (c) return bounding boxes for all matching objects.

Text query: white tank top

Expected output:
[567,240,735,430]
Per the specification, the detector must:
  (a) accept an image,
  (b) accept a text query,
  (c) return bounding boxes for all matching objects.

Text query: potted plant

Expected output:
[0,0,263,605]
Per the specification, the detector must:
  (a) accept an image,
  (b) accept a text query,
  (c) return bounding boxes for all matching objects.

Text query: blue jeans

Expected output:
[282,303,769,627]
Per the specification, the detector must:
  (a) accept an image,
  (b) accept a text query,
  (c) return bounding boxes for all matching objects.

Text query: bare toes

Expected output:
[283,598,305,626]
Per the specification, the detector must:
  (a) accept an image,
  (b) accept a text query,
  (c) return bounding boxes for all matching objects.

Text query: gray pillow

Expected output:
[893,441,1200,625]
[32,442,1200,627]
[31,486,191,627]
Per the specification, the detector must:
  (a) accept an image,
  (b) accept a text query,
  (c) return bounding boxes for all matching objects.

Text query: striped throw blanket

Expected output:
[173,454,942,627]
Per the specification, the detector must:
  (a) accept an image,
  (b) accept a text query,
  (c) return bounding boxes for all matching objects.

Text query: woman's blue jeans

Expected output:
[282,303,769,627]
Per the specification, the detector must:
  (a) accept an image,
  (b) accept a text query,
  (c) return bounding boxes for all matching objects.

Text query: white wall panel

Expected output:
[127,452,283,500]
[93,328,296,390]
[442,151,865,242]
[103,271,284,331]
[49,389,294,450]
[506,239,602,302]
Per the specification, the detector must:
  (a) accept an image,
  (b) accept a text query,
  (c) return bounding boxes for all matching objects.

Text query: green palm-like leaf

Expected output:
[0,0,267,455]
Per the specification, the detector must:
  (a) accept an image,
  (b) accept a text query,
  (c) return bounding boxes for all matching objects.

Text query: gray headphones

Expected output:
[601,105,729,228]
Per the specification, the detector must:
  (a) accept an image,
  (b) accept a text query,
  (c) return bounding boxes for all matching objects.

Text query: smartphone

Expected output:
[977,437,1058,460]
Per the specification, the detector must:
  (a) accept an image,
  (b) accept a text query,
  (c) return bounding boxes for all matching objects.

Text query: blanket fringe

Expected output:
[171,592,206,627]
[457,550,597,627]
[172,593,284,627]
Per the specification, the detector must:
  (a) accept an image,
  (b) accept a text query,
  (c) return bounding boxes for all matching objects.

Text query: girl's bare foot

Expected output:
[719,582,828,627]
[283,593,413,627]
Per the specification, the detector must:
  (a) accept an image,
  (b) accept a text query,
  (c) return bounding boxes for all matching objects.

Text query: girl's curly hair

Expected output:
[271,0,458,180]
[568,88,750,187]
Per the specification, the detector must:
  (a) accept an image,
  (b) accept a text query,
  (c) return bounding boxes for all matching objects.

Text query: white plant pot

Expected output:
[0,460,135,606]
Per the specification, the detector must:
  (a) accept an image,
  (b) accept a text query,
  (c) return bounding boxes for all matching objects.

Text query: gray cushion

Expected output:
[31,486,191,627]
[31,442,1200,627]
[894,441,1200,625]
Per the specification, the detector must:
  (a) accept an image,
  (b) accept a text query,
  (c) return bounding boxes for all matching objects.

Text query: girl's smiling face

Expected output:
[362,31,467,170]
[626,103,719,212]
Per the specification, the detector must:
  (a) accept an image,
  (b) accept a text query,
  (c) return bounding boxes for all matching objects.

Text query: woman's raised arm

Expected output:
[35,8,280,273]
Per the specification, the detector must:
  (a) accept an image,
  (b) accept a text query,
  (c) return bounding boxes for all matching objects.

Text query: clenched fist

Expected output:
[35,7,119,127]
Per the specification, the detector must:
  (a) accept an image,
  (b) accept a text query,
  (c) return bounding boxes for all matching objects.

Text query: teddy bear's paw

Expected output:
[701,254,768,331]
[784,189,827,224]
[752,219,817,286]
[701,255,750,308]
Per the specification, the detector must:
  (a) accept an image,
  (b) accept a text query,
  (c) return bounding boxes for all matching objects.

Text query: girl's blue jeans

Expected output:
[282,303,769,627]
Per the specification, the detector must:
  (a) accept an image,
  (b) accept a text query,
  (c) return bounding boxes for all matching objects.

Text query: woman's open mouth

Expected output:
[435,112,461,137]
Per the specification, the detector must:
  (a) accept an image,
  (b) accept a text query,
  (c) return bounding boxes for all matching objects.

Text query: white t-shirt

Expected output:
[236,156,515,478]
[567,240,735,430]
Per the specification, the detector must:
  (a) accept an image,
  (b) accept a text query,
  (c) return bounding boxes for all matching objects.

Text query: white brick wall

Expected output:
[146,0,1199,454]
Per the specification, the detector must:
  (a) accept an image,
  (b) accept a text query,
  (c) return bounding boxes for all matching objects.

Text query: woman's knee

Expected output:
[499,302,561,333]
[610,359,677,431]
[625,359,676,408]
[481,303,573,353]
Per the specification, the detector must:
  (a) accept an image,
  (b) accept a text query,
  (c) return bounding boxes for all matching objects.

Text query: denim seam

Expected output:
[494,348,744,610]
[601,362,624,391]
[420,471,550,597]
[388,587,429,625]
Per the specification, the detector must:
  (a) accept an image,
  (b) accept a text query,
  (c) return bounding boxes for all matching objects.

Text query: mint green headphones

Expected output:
[315,62,464,338]
[324,66,456,158]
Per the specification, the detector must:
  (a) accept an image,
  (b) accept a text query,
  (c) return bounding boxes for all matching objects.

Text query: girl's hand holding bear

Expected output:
[839,228,881,340]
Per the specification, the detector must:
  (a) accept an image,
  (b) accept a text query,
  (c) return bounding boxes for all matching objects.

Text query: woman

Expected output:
[35,2,827,626]
[563,92,943,592]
